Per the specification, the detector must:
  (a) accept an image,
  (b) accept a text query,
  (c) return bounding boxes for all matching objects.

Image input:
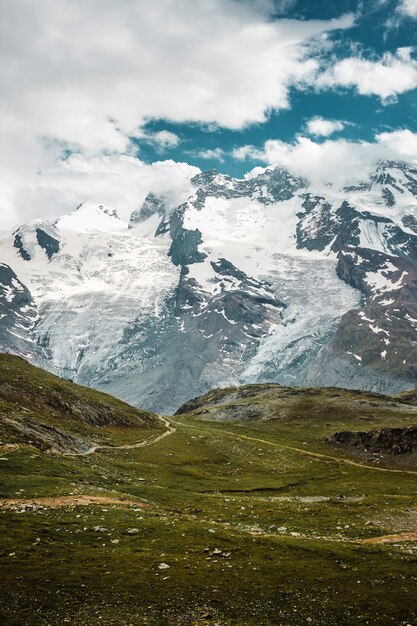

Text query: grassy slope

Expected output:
[176,383,417,467]
[1,373,417,624]
[0,353,160,451]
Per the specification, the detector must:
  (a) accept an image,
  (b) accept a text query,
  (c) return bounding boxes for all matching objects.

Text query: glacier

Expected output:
[1,161,417,413]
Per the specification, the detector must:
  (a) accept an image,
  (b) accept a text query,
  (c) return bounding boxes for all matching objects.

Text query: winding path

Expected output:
[0,418,176,458]
[3,417,416,545]
[170,418,417,476]
[66,416,176,456]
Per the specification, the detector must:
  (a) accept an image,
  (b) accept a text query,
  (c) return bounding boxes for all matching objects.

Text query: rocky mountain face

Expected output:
[0,161,416,412]
[0,263,37,357]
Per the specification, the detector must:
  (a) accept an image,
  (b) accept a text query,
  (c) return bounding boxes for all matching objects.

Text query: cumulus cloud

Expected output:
[194,148,226,161]
[235,129,417,186]
[397,0,417,17]
[0,0,355,230]
[376,128,417,157]
[317,48,417,102]
[236,137,381,184]
[233,145,265,161]
[0,0,354,153]
[136,130,181,152]
[305,116,346,137]
[150,131,181,149]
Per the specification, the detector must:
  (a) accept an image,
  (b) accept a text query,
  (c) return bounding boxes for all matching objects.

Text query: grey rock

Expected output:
[129,192,167,227]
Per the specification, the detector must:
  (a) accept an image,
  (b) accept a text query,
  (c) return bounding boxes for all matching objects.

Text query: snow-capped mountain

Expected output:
[1,161,417,412]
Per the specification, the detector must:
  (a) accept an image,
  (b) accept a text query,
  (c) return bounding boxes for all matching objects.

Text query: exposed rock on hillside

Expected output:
[326,426,417,455]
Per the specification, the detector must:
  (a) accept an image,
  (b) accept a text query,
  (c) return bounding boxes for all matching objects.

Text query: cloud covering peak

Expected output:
[1,1,417,231]
[0,0,357,230]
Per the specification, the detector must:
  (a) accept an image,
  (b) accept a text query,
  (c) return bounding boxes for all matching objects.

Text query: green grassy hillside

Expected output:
[176,383,417,467]
[1,364,417,625]
[0,353,159,452]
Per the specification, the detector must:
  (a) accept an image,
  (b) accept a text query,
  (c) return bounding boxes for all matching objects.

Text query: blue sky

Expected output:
[134,0,417,177]
[2,0,417,229]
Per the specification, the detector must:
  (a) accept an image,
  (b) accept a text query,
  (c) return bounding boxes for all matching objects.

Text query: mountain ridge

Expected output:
[1,159,417,412]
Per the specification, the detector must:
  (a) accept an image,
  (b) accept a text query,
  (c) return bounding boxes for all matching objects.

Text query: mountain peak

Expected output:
[129,192,167,228]
[56,202,127,233]
[11,220,60,262]
[191,169,228,187]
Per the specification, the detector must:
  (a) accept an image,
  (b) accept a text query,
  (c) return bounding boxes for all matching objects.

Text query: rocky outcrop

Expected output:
[190,167,305,204]
[168,206,206,266]
[13,233,31,260]
[0,264,37,355]
[175,258,284,337]
[326,426,417,455]
[2,414,94,453]
[296,195,340,251]
[36,228,60,259]
[129,192,167,227]
[329,246,417,384]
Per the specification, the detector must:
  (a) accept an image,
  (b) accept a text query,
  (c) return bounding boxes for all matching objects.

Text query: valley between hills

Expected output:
[1,354,417,625]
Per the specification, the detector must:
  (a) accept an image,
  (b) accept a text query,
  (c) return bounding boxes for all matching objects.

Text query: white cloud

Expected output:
[1,155,199,233]
[235,137,381,184]
[151,131,181,149]
[234,129,417,186]
[233,145,265,161]
[270,0,297,14]
[135,129,181,152]
[260,137,380,184]
[397,0,417,17]
[376,128,417,157]
[0,1,354,155]
[195,148,226,161]
[317,48,417,102]
[0,0,355,230]
[305,116,346,137]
